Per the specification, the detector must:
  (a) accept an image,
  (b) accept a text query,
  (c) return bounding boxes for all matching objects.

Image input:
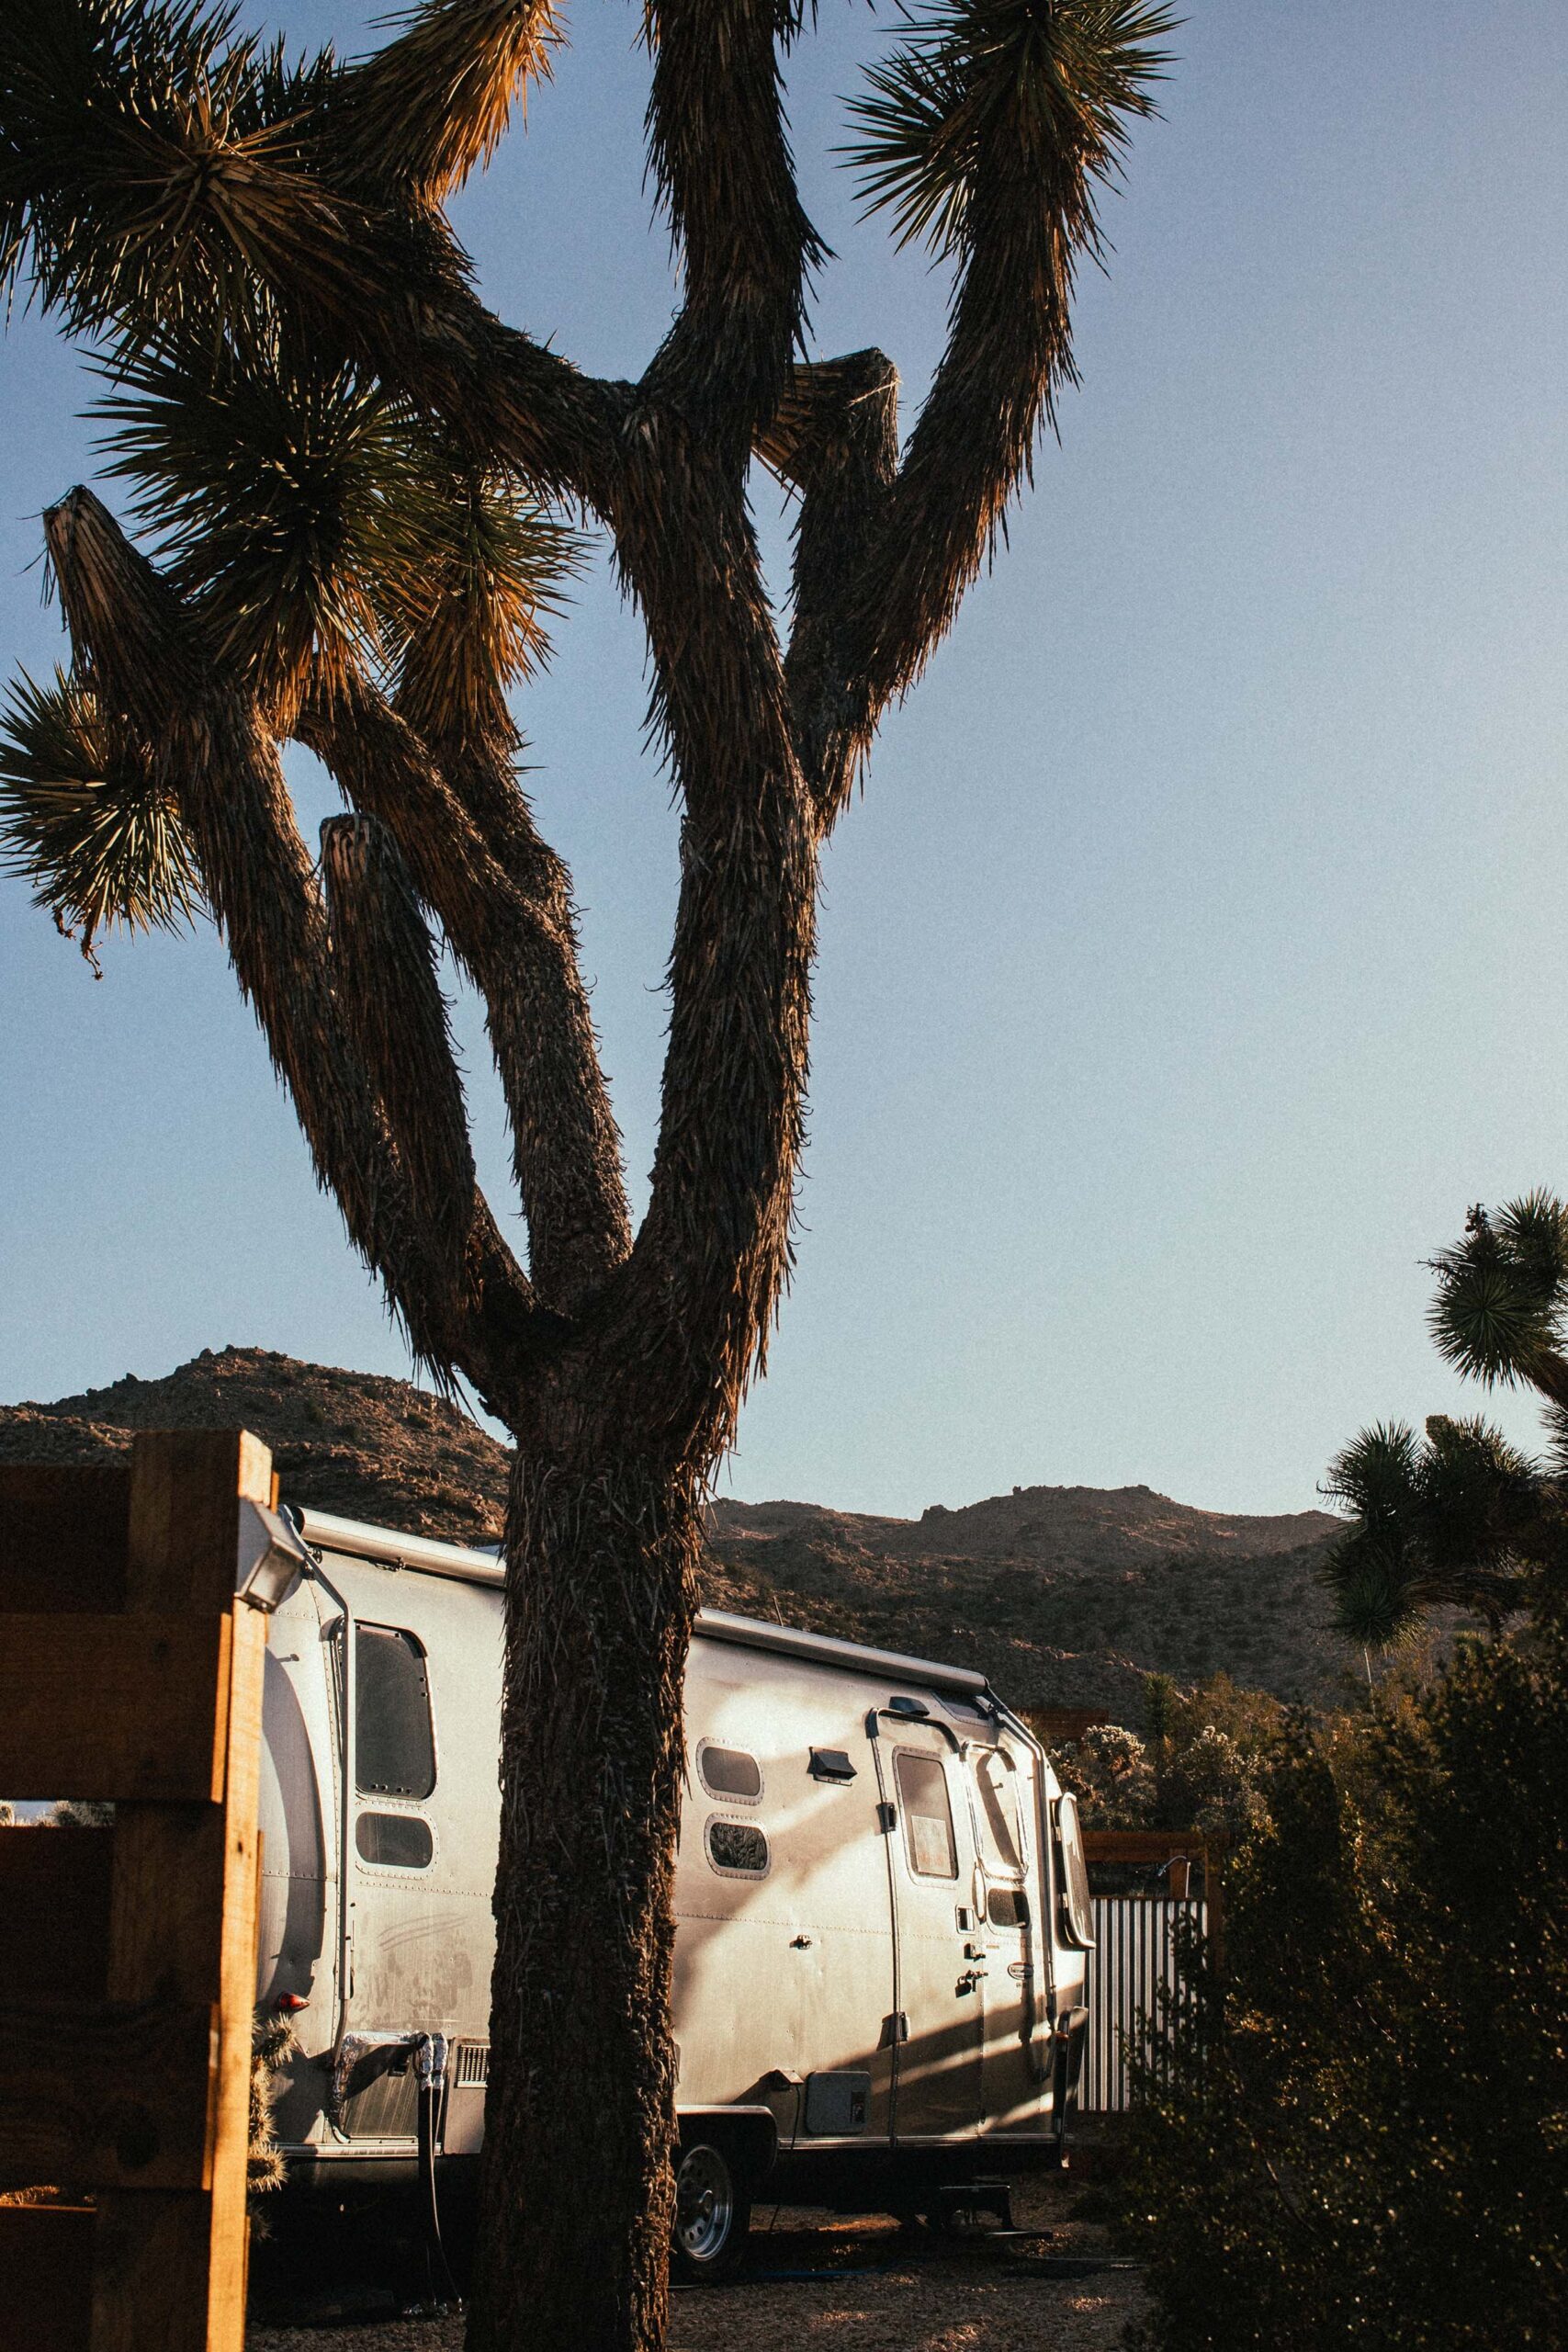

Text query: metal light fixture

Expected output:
[234,1498,312,1612]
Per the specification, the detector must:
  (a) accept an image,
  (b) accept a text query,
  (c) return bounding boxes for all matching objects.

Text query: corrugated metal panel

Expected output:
[1082,1897,1204,2112]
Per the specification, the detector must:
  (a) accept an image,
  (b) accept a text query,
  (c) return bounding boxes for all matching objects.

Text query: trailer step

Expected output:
[931,2180,1015,2231]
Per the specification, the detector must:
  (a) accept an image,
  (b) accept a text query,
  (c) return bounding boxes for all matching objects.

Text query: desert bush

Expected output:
[1055,1722,1156,1826]
[1122,1613,1568,2350]
[1055,1674,1286,1836]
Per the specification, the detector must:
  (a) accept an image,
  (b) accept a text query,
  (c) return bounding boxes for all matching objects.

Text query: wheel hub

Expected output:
[675,2145,734,2261]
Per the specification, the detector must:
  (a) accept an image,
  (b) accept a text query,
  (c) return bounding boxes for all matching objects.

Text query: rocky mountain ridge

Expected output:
[1,1348,1354,1720]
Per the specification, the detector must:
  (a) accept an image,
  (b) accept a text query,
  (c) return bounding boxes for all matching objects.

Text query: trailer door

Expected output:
[964,1738,1046,2131]
[883,1728,984,2140]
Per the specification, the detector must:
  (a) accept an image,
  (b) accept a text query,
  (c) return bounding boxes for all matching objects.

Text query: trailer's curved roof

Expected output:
[695,1607,987,1697]
[295,1505,990,1699]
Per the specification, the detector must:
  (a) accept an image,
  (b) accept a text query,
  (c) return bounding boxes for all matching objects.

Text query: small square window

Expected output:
[356,1811,434,1869]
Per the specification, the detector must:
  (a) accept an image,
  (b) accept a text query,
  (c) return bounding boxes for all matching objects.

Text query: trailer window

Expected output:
[971,1747,1025,1875]
[697,1742,762,1801]
[355,1625,436,1800]
[895,1751,958,1880]
[1055,1792,1095,1949]
[987,1884,1030,1929]
[356,1812,434,1869]
[705,1818,770,1876]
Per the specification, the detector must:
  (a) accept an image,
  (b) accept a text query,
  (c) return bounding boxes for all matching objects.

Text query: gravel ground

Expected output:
[247,2175,1145,2352]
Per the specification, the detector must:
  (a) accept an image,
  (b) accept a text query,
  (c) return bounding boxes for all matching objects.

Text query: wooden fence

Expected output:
[0,1430,281,2352]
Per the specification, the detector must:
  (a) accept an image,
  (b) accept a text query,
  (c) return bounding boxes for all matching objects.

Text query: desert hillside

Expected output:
[1,1348,1354,1720]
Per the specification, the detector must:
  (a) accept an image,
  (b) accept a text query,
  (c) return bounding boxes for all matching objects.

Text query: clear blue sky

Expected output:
[4,1,1567,1519]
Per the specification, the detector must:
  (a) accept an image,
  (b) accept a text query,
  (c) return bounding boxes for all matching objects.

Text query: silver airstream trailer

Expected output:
[254,1505,1094,2275]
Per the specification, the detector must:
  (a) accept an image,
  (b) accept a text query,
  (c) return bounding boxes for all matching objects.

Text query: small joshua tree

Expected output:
[1,4,1172,2344]
[1323,1193,1568,1648]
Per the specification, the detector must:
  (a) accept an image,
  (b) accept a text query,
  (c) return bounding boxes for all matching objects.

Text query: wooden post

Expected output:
[0,1430,274,2352]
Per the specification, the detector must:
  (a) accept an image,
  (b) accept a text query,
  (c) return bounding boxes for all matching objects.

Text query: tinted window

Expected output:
[355,1625,435,1799]
[698,1743,762,1800]
[972,1747,1024,1875]
[706,1818,769,1874]
[895,1751,958,1880]
[1055,1792,1095,1949]
[356,1811,434,1869]
[987,1884,1030,1930]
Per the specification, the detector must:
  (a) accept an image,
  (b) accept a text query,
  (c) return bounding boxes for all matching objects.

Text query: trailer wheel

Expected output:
[671,2141,750,2282]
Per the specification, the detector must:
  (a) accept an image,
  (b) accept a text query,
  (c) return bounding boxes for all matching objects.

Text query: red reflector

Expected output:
[274,1992,309,2013]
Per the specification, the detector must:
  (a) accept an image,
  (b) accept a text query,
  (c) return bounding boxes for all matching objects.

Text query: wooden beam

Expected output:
[127,1430,274,1616]
[0,1432,274,2350]
[90,1428,274,2352]
[1081,1830,1207,1863]
[0,1995,218,2190]
[0,1614,234,1803]
[0,1826,112,2001]
[0,1464,129,1612]
[0,2206,96,2352]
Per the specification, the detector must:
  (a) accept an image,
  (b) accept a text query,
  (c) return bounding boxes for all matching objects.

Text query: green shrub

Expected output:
[1122,1620,1568,2350]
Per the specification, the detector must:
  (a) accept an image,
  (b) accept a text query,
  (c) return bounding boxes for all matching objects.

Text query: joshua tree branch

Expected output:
[760,351,902,820]
[320,811,476,1284]
[331,0,563,207]
[41,487,541,1407]
[847,166,1083,718]
[595,443,815,1458]
[640,0,823,438]
[1524,1350,1568,1417]
[299,680,632,1317]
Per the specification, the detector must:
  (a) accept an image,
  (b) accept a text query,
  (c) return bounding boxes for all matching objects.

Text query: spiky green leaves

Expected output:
[1427,1193,1568,1390]
[845,0,1173,262]
[1322,1414,1540,1648]
[385,467,577,752]
[0,666,201,961]
[334,0,561,208]
[96,328,410,724]
[1320,1194,1568,1648]
[92,319,578,737]
[837,0,1174,718]
[1,0,358,334]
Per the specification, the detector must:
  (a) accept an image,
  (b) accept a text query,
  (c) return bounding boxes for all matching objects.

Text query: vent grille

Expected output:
[455,2041,490,2087]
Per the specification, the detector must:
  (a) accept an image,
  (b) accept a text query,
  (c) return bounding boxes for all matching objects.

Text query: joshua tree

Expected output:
[1323,1193,1568,1647]
[1,2,1172,2343]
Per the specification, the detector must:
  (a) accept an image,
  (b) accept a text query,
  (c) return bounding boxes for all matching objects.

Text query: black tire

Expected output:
[671,2140,750,2283]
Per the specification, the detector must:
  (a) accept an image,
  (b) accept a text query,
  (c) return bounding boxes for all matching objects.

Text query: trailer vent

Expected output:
[454,2042,490,2088]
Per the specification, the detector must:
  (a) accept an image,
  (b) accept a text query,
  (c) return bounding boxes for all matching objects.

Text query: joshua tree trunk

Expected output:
[472,1430,704,2352]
